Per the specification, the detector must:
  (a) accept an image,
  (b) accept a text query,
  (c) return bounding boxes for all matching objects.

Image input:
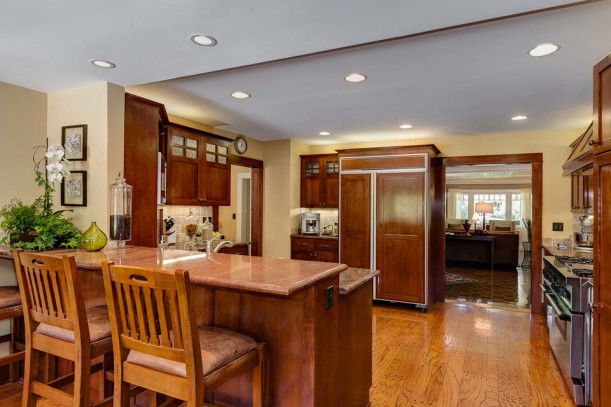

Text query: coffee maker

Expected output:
[301,213,320,235]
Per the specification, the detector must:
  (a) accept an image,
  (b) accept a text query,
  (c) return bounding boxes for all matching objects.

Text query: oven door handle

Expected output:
[544,292,572,322]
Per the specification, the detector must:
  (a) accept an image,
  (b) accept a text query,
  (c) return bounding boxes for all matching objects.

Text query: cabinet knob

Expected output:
[588,139,597,146]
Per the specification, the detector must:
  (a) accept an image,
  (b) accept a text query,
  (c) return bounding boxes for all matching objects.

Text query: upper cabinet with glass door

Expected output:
[166,125,231,206]
[300,154,339,208]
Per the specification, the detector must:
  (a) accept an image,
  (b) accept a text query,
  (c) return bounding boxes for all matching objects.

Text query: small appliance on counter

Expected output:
[301,213,320,235]
[574,215,594,249]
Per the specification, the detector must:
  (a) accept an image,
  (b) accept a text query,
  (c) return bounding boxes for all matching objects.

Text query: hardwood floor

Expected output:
[370,302,575,407]
[0,302,574,407]
[445,266,531,308]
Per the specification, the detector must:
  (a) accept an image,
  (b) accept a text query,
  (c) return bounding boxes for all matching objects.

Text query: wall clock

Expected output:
[235,136,248,154]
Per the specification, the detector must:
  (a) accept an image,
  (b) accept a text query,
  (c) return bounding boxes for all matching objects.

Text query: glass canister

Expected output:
[184,208,198,251]
[202,216,213,241]
[109,173,133,248]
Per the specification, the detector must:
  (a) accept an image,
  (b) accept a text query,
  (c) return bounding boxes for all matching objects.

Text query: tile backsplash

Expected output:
[162,205,213,245]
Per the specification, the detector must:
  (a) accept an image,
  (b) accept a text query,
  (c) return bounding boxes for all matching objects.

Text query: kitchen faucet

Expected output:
[213,240,234,253]
[206,235,222,253]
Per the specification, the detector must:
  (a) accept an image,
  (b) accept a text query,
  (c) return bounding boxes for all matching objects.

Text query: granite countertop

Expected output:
[290,234,338,240]
[543,245,593,259]
[339,268,379,295]
[3,246,347,296]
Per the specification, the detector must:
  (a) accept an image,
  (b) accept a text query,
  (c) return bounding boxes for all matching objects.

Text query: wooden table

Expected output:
[445,234,495,269]
[0,247,375,407]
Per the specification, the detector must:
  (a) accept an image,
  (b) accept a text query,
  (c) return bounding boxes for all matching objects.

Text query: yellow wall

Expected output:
[0,81,48,292]
[308,128,580,239]
[262,140,292,257]
[47,82,125,234]
[0,81,48,208]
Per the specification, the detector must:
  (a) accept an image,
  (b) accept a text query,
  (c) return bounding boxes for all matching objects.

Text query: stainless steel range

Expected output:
[542,255,593,406]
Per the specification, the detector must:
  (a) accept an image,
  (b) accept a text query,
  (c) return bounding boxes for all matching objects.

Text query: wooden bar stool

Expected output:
[0,286,25,382]
[13,249,113,407]
[101,262,266,407]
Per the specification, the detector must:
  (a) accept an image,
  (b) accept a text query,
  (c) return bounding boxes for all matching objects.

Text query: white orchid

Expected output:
[45,144,70,183]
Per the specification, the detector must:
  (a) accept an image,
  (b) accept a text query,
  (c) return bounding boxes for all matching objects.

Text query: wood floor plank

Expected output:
[1,302,577,407]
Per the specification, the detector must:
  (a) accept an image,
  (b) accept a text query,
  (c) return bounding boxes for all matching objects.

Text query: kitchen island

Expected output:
[0,246,376,406]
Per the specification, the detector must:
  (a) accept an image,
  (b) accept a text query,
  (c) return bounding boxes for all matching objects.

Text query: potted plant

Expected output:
[0,144,81,251]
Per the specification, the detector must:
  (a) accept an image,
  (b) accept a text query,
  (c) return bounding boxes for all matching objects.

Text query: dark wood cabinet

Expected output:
[290,236,338,263]
[338,145,440,309]
[166,125,230,206]
[571,173,594,212]
[124,94,167,248]
[217,244,249,255]
[300,154,339,208]
[593,53,611,154]
[593,53,611,407]
[339,174,371,269]
[375,172,426,304]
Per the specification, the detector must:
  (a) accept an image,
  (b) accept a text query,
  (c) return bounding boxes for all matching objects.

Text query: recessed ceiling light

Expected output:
[399,124,414,129]
[528,43,559,57]
[511,115,528,121]
[231,91,251,99]
[319,131,331,136]
[90,59,116,69]
[344,73,367,83]
[190,34,217,47]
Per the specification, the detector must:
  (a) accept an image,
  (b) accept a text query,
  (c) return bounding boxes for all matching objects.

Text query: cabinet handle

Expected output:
[199,198,207,203]
[319,244,331,249]
[299,243,308,246]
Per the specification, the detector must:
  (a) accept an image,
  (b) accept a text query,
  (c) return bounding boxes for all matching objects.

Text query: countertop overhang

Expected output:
[1,246,347,296]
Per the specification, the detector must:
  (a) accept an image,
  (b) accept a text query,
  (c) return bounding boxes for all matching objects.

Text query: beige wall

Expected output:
[0,81,48,291]
[309,128,580,239]
[289,139,311,234]
[262,140,292,258]
[0,81,48,208]
[218,165,252,241]
[47,82,125,234]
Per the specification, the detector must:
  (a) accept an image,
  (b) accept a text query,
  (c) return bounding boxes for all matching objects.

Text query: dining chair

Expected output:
[0,285,25,382]
[101,262,266,407]
[13,249,113,407]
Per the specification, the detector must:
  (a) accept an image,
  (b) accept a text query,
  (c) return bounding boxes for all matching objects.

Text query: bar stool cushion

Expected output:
[36,305,111,343]
[0,286,21,308]
[127,326,257,377]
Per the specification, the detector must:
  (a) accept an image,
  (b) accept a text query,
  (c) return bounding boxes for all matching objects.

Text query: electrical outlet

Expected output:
[552,222,564,232]
[325,286,334,309]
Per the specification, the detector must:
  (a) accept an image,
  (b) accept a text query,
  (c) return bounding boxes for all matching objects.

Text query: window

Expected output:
[451,190,523,226]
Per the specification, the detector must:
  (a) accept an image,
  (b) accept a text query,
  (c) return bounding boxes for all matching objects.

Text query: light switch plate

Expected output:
[552,222,564,232]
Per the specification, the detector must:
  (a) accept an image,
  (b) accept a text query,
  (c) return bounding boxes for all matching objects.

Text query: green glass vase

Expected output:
[80,222,108,251]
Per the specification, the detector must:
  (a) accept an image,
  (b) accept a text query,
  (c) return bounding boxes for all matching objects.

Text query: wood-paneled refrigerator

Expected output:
[338,145,442,310]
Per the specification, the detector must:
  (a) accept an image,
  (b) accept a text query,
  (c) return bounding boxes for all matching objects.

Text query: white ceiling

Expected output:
[2,0,608,143]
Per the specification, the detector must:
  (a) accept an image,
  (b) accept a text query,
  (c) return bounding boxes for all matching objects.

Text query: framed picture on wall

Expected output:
[61,124,87,161]
[61,171,87,207]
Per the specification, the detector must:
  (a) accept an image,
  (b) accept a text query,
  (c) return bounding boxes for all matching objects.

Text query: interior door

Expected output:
[340,173,371,268]
[593,150,611,406]
[376,172,426,304]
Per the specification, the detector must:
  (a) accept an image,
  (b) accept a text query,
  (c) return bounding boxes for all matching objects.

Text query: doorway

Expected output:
[439,154,543,314]
[229,155,264,256]
[236,172,252,243]
[444,163,532,308]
